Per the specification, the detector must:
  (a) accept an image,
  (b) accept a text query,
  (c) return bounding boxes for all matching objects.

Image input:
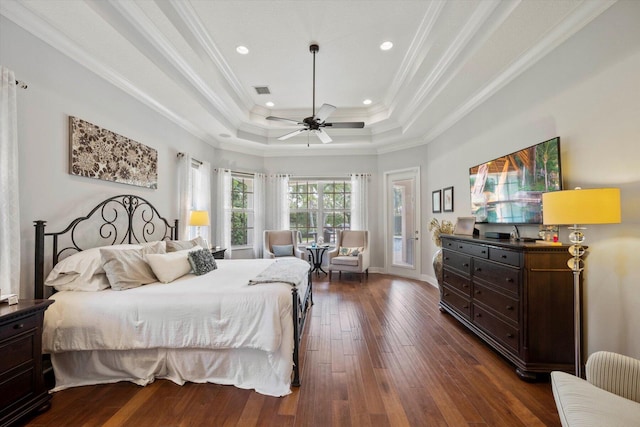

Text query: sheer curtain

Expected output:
[215,168,232,258]
[351,173,369,230]
[0,67,20,296]
[253,173,266,258]
[177,153,193,240]
[192,160,211,244]
[267,174,290,230]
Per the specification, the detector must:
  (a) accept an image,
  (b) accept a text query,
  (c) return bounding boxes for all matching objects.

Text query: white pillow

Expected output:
[45,244,142,291]
[145,247,198,283]
[101,245,164,291]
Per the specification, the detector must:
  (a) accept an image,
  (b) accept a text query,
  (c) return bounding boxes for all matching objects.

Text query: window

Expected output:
[289,179,351,244]
[231,174,254,247]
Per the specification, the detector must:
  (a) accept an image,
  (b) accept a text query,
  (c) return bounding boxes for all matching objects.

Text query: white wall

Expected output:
[2,0,638,359]
[1,17,216,298]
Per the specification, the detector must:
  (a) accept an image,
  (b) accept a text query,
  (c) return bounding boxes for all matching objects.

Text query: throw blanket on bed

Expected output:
[249,258,310,288]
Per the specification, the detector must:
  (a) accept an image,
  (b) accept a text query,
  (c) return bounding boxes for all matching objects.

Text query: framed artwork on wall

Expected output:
[432,190,442,213]
[443,186,454,212]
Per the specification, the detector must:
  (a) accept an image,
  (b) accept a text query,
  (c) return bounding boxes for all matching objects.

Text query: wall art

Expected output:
[69,116,157,189]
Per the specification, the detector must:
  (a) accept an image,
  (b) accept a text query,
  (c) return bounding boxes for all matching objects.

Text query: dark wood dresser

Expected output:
[439,235,577,380]
[0,300,54,427]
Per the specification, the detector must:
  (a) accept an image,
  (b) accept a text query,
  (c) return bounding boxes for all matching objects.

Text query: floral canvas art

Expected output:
[69,116,158,189]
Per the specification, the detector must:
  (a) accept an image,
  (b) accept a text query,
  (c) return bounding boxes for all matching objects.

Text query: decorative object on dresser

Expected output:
[542,187,621,378]
[440,234,577,380]
[428,218,454,292]
[69,117,158,189]
[0,300,54,427]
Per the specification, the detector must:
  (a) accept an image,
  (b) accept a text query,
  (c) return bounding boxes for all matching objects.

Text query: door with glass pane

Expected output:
[385,168,421,279]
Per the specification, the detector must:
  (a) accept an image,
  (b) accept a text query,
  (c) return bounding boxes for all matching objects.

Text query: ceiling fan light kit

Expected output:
[266,43,365,144]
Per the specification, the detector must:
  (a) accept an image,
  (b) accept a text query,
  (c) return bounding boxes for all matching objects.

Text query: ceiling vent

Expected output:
[254,86,271,95]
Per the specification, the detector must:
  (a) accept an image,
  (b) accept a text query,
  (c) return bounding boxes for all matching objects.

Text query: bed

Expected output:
[34,194,312,397]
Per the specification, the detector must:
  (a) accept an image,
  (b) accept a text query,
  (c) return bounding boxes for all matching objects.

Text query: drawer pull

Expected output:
[505,278,514,283]
[501,255,508,259]
[444,257,450,261]
[475,290,481,295]
[506,305,514,311]
[463,263,469,267]
[444,274,449,279]
[481,250,486,254]
[13,323,25,330]
[444,293,450,296]
[506,333,514,338]
[462,284,469,288]
[458,245,464,249]
[476,313,482,318]
[475,267,482,272]
[463,305,469,309]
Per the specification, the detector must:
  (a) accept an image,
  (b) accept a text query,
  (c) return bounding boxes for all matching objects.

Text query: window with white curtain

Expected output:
[288,178,351,244]
[231,173,255,248]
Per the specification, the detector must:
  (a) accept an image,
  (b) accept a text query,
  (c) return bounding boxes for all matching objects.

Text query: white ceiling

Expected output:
[1,0,615,156]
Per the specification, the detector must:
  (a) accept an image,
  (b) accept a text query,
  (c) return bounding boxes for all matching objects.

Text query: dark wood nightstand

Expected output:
[1,299,54,427]
[211,248,226,259]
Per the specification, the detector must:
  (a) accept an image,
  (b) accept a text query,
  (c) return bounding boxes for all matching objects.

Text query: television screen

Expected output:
[469,137,562,224]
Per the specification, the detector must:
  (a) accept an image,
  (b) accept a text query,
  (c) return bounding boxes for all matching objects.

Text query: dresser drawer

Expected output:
[473,258,520,295]
[0,368,34,410]
[0,333,35,373]
[443,239,488,258]
[443,268,471,297]
[489,247,521,267]
[473,305,519,353]
[442,287,471,319]
[442,250,472,275]
[473,283,519,324]
[0,314,38,342]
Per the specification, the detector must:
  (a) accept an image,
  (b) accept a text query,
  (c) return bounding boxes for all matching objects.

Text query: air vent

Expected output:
[254,86,271,95]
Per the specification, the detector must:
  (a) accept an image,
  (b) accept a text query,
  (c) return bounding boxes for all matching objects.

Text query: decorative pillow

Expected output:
[338,246,364,256]
[100,246,160,291]
[145,248,194,283]
[188,248,217,275]
[166,237,207,252]
[45,244,143,291]
[272,244,294,257]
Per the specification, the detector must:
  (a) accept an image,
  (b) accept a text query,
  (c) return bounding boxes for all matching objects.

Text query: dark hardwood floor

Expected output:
[24,273,561,426]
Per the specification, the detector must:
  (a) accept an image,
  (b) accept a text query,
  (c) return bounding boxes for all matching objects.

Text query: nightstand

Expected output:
[211,248,227,259]
[1,300,54,427]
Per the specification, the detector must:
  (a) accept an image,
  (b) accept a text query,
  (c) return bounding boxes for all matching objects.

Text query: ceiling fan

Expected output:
[266,44,365,144]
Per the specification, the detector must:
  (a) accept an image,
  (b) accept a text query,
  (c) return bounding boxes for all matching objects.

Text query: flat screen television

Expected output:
[469,137,562,224]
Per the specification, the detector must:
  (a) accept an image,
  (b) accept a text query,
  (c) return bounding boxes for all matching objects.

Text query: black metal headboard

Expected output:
[34,194,178,298]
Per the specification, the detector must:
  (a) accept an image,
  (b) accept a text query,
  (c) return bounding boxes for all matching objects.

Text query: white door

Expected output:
[385,168,421,279]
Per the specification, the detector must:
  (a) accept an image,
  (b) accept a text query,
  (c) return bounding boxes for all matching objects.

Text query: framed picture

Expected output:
[443,186,454,212]
[454,216,476,235]
[432,190,442,213]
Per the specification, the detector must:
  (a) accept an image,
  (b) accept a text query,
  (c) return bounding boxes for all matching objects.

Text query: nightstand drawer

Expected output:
[0,333,35,373]
[0,368,34,410]
[0,314,38,342]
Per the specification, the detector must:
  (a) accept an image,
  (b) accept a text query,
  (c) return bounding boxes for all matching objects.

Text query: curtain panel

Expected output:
[267,174,290,230]
[253,173,266,258]
[215,168,232,258]
[350,173,369,230]
[0,67,20,296]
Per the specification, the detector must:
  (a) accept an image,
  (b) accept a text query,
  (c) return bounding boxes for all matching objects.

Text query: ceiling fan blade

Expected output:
[324,121,365,129]
[314,103,336,123]
[316,129,333,144]
[266,116,303,125]
[277,129,307,141]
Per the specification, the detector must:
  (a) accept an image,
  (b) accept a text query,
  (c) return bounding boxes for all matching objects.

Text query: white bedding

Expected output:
[43,258,310,396]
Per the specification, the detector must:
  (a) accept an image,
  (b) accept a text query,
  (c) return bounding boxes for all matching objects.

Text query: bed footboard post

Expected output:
[291,286,301,387]
[34,220,46,299]
[174,219,179,240]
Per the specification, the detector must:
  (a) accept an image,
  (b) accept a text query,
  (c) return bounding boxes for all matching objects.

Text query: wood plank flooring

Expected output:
[24,274,561,426]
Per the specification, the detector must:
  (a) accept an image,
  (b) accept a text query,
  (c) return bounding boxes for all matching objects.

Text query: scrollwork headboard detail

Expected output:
[34,194,179,298]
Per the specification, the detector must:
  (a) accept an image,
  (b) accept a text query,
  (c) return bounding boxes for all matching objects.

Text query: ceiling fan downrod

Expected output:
[310,43,319,118]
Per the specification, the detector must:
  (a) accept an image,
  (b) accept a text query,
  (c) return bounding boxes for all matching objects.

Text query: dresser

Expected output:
[1,300,54,427]
[439,235,577,380]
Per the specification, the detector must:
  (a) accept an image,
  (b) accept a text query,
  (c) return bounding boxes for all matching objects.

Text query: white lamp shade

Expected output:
[542,188,621,225]
[189,210,210,226]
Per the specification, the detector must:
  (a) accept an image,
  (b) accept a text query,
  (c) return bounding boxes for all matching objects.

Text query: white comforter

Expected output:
[43,259,308,354]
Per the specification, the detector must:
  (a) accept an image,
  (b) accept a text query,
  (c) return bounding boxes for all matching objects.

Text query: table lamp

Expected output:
[542,187,621,378]
[189,210,210,247]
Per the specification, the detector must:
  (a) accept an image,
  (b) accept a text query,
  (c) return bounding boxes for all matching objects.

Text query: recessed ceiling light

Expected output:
[380,41,393,51]
[219,133,231,138]
[265,101,274,107]
[363,99,372,105]
[236,45,249,55]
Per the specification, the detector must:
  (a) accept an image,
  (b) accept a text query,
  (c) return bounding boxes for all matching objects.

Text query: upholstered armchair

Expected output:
[263,230,305,259]
[551,351,640,426]
[328,230,369,281]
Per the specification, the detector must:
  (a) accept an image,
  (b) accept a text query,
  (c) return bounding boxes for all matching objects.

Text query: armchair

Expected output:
[328,230,369,281]
[263,230,305,259]
[551,351,640,426]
